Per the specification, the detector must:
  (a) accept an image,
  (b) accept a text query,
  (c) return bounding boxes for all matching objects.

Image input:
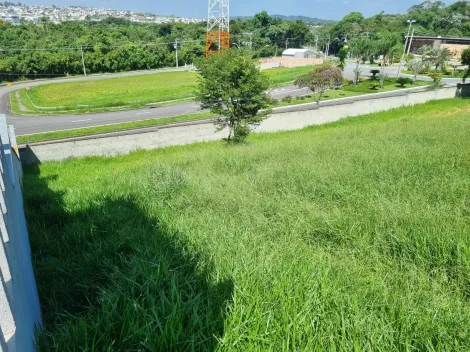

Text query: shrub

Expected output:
[461,48,470,66]
[358,77,366,83]
[270,98,279,106]
[428,72,443,90]
[370,69,380,79]
[343,78,351,86]
[281,95,293,103]
[396,77,412,88]
[369,82,380,90]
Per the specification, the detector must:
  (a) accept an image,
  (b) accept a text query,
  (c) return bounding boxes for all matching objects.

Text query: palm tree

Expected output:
[418,45,451,70]
[409,59,423,83]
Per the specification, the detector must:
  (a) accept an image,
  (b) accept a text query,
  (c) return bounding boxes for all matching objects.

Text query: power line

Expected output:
[0,39,205,52]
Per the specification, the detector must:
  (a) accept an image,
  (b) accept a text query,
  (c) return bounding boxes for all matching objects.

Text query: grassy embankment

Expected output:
[16,74,429,145]
[26,98,470,350]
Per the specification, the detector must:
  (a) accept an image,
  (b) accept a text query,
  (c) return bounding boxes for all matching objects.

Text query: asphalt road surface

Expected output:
[0,63,462,136]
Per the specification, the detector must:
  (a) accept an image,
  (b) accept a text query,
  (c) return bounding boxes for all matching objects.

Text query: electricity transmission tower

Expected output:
[206,0,230,57]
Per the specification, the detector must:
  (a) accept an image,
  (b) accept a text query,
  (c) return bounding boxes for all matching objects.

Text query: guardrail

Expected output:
[0,114,41,351]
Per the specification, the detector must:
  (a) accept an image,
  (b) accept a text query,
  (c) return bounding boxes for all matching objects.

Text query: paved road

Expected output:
[0,69,310,135]
[0,63,463,136]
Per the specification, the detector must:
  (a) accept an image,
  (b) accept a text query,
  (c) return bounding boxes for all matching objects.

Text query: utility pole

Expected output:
[315,34,319,52]
[397,19,416,78]
[241,32,253,52]
[174,39,179,68]
[407,29,415,56]
[285,38,293,50]
[80,45,87,77]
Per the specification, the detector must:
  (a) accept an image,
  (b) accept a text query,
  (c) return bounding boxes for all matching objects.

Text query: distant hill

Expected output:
[271,14,336,25]
[233,15,335,26]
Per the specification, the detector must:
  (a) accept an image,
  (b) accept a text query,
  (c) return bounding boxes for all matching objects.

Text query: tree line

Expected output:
[1,1,469,82]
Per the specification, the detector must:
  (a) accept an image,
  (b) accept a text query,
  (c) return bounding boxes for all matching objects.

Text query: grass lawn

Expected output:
[263,65,316,87]
[11,71,199,115]
[10,66,318,116]
[402,70,467,79]
[25,98,470,350]
[343,77,429,93]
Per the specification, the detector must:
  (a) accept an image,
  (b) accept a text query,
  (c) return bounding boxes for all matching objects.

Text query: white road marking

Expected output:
[135,112,152,115]
[71,119,92,123]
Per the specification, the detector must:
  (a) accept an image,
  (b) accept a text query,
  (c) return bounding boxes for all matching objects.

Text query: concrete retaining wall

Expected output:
[0,115,41,351]
[20,86,458,164]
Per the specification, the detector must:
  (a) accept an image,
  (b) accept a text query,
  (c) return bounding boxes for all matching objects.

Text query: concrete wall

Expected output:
[20,86,458,164]
[0,115,41,351]
[259,57,324,68]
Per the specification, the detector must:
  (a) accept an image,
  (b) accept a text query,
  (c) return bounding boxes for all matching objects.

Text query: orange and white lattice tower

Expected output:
[206,0,230,57]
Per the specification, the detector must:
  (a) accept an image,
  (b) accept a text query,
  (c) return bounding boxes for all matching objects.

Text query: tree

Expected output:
[374,32,400,83]
[294,64,344,104]
[418,46,451,70]
[196,51,271,144]
[409,59,424,82]
[462,48,470,83]
[337,47,348,71]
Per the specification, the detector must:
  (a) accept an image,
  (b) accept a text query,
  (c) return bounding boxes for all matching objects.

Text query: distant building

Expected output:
[1,15,20,24]
[282,49,315,59]
[407,35,470,59]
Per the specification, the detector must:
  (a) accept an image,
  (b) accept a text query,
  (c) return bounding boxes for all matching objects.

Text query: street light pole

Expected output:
[407,28,415,55]
[397,19,416,78]
[285,38,293,50]
[80,45,87,77]
[174,39,179,68]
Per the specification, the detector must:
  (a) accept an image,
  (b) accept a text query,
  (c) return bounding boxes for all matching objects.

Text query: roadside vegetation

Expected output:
[10,71,199,115]
[25,98,470,350]
[16,75,430,144]
[10,66,318,116]
[16,112,215,145]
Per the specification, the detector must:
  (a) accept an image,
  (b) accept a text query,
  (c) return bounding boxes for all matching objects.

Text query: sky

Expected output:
[21,0,455,20]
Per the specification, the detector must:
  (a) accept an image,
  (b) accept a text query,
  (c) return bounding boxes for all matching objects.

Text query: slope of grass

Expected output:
[25,98,470,350]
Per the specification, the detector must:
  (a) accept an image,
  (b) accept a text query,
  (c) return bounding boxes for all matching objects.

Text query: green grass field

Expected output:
[264,65,316,87]
[10,67,315,116]
[11,71,199,115]
[402,70,467,79]
[25,98,470,350]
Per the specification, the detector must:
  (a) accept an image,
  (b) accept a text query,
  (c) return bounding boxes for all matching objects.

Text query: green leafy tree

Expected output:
[337,47,348,71]
[294,64,344,103]
[461,48,470,83]
[419,46,451,70]
[196,50,271,144]
[409,59,424,82]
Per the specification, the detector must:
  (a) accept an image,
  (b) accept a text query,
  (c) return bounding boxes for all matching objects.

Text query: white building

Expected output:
[282,49,315,59]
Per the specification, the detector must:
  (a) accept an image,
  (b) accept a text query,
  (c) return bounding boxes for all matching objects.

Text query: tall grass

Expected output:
[24,98,470,350]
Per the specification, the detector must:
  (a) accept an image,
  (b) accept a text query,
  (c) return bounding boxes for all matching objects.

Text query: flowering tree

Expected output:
[294,65,344,104]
